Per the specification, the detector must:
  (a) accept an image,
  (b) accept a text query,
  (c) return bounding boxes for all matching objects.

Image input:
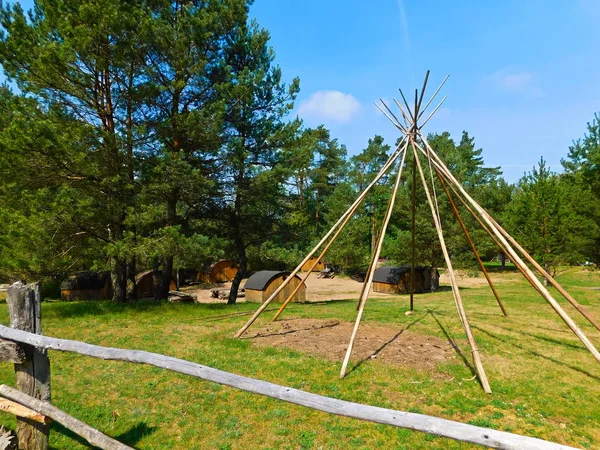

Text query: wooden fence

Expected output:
[0,282,578,450]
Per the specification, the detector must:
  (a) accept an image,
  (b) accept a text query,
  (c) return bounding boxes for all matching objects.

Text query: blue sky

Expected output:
[251,0,600,181]
[4,1,600,182]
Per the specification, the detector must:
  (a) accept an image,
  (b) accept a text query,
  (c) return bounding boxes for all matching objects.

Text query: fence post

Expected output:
[6,282,50,450]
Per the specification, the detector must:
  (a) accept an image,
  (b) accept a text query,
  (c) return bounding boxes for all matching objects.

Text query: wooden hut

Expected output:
[60,271,111,301]
[244,271,306,303]
[136,270,177,298]
[301,258,325,272]
[197,260,239,283]
[372,266,439,295]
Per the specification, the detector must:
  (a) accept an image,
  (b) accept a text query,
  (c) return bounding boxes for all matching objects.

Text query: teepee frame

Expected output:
[234,71,600,393]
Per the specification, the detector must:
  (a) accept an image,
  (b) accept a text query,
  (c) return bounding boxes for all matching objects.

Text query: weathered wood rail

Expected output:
[0,385,132,450]
[0,324,578,450]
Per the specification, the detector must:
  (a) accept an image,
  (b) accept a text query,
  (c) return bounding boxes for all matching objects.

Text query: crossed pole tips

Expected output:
[234,71,600,394]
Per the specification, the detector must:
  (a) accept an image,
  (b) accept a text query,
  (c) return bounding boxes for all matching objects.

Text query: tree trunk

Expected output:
[126,256,137,301]
[152,259,162,302]
[371,214,377,253]
[158,256,174,299]
[228,237,247,305]
[111,257,127,303]
[125,67,137,304]
[315,192,320,226]
[157,191,177,300]
[228,260,246,305]
[431,265,439,291]
[500,252,506,271]
[228,138,247,305]
[543,262,550,287]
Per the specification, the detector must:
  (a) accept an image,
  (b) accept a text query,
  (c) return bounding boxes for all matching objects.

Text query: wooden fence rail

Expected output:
[0,385,132,450]
[0,324,577,450]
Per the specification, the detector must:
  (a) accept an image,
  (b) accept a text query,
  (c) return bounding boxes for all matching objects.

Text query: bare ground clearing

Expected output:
[184,270,521,304]
[246,318,459,374]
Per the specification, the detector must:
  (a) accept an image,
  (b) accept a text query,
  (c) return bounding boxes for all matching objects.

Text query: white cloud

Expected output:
[298,90,361,123]
[485,68,543,97]
[503,73,534,91]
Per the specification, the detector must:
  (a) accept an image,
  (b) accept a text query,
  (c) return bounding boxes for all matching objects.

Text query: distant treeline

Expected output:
[0,1,598,302]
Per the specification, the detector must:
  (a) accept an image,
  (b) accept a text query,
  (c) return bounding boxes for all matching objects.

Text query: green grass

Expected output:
[482,261,517,272]
[0,268,599,449]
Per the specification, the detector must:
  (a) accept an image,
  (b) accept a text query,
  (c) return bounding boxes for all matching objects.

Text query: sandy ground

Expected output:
[182,270,519,304]
[183,273,403,304]
[247,318,457,374]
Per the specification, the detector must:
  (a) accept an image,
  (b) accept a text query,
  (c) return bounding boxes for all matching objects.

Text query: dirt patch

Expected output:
[247,318,457,372]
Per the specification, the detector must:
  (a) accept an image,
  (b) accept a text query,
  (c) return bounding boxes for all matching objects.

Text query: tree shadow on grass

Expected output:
[517,330,586,351]
[433,286,454,292]
[477,321,589,351]
[346,311,430,376]
[428,310,478,381]
[44,298,243,320]
[116,422,158,447]
[472,324,600,381]
[482,263,519,273]
[51,421,156,449]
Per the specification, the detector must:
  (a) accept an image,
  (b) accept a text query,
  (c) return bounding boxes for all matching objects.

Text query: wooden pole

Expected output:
[6,282,50,450]
[442,166,600,342]
[486,215,600,333]
[378,100,407,133]
[0,385,132,450]
[356,208,390,313]
[273,178,368,321]
[410,150,417,311]
[234,138,408,338]
[416,74,450,121]
[0,398,50,424]
[393,98,413,127]
[441,176,560,306]
[340,148,408,378]
[441,178,522,274]
[274,138,419,321]
[437,174,508,316]
[398,88,416,122]
[0,326,575,450]
[414,88,419,119]
[411,143,492,393]
[416,70,431,113]
[416,137,600,364]
[418,96,447,130]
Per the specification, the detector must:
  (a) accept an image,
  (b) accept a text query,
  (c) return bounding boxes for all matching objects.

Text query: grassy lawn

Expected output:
[0,268,599,449]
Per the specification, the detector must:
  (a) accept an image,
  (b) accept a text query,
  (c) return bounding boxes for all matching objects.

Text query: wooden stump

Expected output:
[6,282,50,450]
